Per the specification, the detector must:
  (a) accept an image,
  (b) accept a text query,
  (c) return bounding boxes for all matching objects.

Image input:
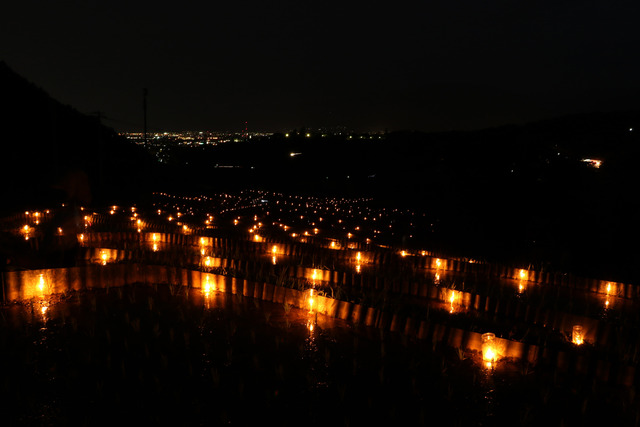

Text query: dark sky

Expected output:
[2,1,640,133]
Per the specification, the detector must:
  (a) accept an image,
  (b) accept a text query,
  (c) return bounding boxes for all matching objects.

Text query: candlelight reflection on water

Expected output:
[308,289,315,313]
[448,290,457,313]
[22,224,30,240]
[38,274,46,293]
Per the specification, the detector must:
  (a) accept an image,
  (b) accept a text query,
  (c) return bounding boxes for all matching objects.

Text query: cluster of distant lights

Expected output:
[151,190,433,246]
[17,191,433,266]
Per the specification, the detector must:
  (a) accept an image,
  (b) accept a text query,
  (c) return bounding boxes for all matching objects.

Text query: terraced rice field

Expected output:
[2,194,640,426]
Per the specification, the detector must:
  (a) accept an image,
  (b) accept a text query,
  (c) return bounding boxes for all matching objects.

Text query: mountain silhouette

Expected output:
[0,61,152,213]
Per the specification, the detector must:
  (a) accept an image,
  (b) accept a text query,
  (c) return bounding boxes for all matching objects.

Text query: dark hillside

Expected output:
[0,61,152,212]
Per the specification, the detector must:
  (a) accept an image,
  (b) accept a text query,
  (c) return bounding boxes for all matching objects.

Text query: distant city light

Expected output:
[581,158,602,168]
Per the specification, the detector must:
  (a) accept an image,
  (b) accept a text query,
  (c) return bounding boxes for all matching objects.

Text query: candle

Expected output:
[572,325,584,345]
[482,333,497,368]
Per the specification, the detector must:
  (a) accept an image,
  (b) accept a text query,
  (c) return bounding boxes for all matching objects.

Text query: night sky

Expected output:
[3,1,640,133]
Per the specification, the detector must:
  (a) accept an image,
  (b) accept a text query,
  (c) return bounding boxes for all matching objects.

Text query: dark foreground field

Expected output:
[1,285,636,427]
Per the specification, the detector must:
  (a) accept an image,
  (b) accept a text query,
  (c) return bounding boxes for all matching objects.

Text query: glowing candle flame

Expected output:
[435,259,442,269]
[484,350,495,369]
[308,289,315,313]
[101,251,108,265]
[519,269,526,280]
[606,283,612,295]
[572,325,584,345]
[38,274,45,293]
[356,264,361,273]
[153,243,158,252]
[482,333,497,369]
[203,276,212,296]
[449,290,456,313]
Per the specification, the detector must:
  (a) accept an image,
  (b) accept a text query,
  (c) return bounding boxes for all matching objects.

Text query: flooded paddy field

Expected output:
[2,193,640,426]
[1,284,637,426]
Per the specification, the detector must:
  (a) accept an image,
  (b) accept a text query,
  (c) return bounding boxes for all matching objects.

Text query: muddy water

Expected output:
[0,286,635,426]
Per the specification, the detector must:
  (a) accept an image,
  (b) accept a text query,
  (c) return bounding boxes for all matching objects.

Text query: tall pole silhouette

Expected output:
[143,88,148,145]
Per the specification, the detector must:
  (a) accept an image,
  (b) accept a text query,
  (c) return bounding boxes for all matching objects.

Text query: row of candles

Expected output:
[19,206,598,367]
[87,230,619,320]
[19,206,620,302]
[480,325,585,370]
[28,249,589,371]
